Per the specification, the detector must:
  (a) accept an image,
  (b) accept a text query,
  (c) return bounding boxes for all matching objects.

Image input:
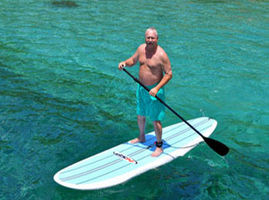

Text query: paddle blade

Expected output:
[204,137,229,156]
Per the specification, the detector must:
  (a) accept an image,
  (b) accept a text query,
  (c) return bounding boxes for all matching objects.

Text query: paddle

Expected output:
[122,68,229,156]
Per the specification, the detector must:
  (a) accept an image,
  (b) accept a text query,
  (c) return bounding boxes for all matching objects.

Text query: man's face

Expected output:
[145,30,158,47]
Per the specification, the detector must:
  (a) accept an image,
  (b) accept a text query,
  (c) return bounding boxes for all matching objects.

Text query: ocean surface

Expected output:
[0,0,268,199]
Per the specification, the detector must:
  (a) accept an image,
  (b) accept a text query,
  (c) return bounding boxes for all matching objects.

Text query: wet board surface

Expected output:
[54,117,217,190]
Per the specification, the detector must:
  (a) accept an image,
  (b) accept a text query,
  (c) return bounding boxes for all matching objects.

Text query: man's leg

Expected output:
[152,120,163,157]
[129,115,146,143]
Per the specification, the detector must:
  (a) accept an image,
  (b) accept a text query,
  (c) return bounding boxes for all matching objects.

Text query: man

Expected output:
[118,27,172,157]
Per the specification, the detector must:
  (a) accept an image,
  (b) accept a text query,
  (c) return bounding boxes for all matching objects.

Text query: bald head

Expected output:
[145,27,158,39]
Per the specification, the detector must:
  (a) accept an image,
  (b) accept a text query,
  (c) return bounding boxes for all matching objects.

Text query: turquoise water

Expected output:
[0,0,268,199]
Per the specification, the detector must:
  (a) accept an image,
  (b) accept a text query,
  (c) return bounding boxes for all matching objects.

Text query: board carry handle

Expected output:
[122,68,229,156]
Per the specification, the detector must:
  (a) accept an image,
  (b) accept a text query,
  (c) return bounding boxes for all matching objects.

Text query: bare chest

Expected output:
[139,53,162,69]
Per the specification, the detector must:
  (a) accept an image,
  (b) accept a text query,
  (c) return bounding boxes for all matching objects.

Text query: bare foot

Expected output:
[151,147,163,157]
[129,137,145,144]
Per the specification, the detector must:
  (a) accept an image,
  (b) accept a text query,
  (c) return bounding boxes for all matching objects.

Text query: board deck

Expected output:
[54,117,217,190]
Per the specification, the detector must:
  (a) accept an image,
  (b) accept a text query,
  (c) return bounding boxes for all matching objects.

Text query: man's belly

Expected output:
[139,66,163,86]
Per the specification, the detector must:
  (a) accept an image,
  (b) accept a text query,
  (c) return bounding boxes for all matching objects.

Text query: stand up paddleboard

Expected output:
[54,117,217,190]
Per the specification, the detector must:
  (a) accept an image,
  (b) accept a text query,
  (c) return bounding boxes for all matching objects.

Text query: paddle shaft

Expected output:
[123,68,206,139]
[123,68,229,156]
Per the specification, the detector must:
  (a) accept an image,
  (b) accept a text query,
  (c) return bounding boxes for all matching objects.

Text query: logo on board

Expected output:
[113,152,138,164]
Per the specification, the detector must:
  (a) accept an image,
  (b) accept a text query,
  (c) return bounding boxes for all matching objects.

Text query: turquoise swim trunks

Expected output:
[136,82,165,121]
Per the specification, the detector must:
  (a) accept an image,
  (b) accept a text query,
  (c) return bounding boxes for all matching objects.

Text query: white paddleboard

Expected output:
[54,117,217,190]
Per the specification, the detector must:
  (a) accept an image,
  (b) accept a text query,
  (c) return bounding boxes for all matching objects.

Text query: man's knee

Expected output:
[153,120,161,125]
[137,115,146,120]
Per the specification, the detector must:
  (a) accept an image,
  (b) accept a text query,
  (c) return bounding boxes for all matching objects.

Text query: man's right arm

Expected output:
[118,48,139,70]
